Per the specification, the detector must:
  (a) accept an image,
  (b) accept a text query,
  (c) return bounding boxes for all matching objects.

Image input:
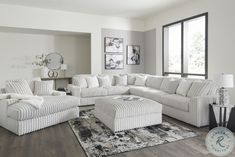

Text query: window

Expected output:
[163,13,208,79]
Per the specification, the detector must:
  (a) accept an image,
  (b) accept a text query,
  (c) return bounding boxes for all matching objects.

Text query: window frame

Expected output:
[162,13,208,79]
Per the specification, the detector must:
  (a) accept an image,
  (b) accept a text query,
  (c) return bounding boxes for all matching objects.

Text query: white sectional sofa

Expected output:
[68,73,216,127]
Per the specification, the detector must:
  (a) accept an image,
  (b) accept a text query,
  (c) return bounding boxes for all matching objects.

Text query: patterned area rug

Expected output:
[69,109,198,157]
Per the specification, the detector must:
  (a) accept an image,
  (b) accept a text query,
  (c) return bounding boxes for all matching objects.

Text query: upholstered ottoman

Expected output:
[94,95,162,132]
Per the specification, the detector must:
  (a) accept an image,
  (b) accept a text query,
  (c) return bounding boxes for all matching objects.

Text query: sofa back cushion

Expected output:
[34,80,54,96]
[146,76,163,89]
[160,78,181,94]
[134,75,147,86]
[98,74,117,86]
[86,76,99,88]
[176,80,193,96]
[6,79,33,95]
[27,77,41,93]
[187,81,212,97]
[73,77,88,88]
[127,74,137,85]
[114,75,128,86]
[97,75,111,87]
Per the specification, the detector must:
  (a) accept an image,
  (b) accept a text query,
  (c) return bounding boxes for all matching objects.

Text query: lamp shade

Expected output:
[214,73,234,88]
[61,64,67,70]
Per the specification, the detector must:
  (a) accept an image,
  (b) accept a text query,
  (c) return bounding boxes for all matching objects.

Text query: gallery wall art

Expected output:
[105,37,124,53]
[126,45,140,65]
[105,54,124,70]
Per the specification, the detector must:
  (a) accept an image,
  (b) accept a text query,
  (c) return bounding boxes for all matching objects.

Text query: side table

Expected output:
[209,104,235,132]
[41,77,72,90]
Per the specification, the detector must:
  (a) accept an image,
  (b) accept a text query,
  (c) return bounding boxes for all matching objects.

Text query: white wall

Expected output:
[144,0,235,103]
[0,31,91,86]
[0,4,144,75]
[144,29,156,75]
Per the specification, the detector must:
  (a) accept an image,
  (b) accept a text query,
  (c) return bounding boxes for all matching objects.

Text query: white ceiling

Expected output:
[0,0,194,19]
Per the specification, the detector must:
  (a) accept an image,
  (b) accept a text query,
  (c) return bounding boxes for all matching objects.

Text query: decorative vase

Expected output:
[40,67,49,78]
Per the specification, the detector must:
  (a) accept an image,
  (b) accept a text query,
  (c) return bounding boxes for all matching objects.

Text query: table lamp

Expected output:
[61,64,67,77]
[215,74,234,106]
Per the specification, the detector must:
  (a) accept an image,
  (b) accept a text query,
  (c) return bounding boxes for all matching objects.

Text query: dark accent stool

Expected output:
[227,107,235,132]
[209,104,235,132]
[209,104,217,130]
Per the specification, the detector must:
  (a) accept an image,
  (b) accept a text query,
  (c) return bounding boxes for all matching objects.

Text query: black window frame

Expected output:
[162,13,208,79]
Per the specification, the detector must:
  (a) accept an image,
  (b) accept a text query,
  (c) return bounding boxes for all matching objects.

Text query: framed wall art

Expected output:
[126,45,140,65]
[104,37,124,53]
[105,54,124,70]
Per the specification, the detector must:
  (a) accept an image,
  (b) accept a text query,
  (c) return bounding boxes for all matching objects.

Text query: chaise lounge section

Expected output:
[0,79,80,135]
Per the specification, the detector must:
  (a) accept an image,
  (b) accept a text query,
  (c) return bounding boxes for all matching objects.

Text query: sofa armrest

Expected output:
[189,96,214,127]
[52,90,66,96]
[67,84,82,98]
[0,99,11,127]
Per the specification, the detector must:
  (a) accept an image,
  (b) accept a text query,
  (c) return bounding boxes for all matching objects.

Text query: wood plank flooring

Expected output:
[0,106,235,157]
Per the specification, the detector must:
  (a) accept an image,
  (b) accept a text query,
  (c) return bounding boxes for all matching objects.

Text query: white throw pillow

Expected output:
[134,76,147,86]
[187,81,211,97]
[127,74,136,85]
[27,77,41,93]
[5,79,33,95]
[160,78,171,91]
[176,80,193,96]
[114,75,128,86]
[164,80,180,94]
[98,76,111,87]
[146,76,163,89]
[86,76,99,88]
[34,80,54,96]
[73,77,87,88]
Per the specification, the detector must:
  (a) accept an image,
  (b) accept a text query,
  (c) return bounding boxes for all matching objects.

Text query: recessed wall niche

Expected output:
[0,27,91,86]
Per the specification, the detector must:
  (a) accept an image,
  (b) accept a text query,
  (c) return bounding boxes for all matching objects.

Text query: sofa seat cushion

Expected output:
[105,86,129,95]
[143,88,169,103]
[7,96,79,121]
[129,86,149,96]
[161,94,190,112]
[81,87,108,98]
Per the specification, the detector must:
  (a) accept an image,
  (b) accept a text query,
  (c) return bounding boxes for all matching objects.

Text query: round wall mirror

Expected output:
[45,53,64,70]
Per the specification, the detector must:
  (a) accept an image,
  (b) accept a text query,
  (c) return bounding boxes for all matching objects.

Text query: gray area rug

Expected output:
[69,109,198,157]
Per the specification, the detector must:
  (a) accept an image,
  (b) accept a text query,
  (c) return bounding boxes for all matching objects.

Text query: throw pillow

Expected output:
[27,77,41,93]
[34,80,54,96]
[187,81,211,97]
[127,74,136,85]
[176,80,193,96]
[164,80,180,94]
[114,75,128,86]
[86,76,99,88]
[146,76,163,89]
[98,76,111,87]
[160,78,171,91]
[5,79,33,95]
[73,77,87,88]
[134,75,147,86]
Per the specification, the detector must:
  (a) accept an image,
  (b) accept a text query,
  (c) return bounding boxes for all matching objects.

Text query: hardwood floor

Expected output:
[0,107,235,157]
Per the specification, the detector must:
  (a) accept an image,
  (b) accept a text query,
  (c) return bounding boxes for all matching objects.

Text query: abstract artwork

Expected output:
[105,54,124,70]
[127,45,140,65]
[105,37,124,53]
